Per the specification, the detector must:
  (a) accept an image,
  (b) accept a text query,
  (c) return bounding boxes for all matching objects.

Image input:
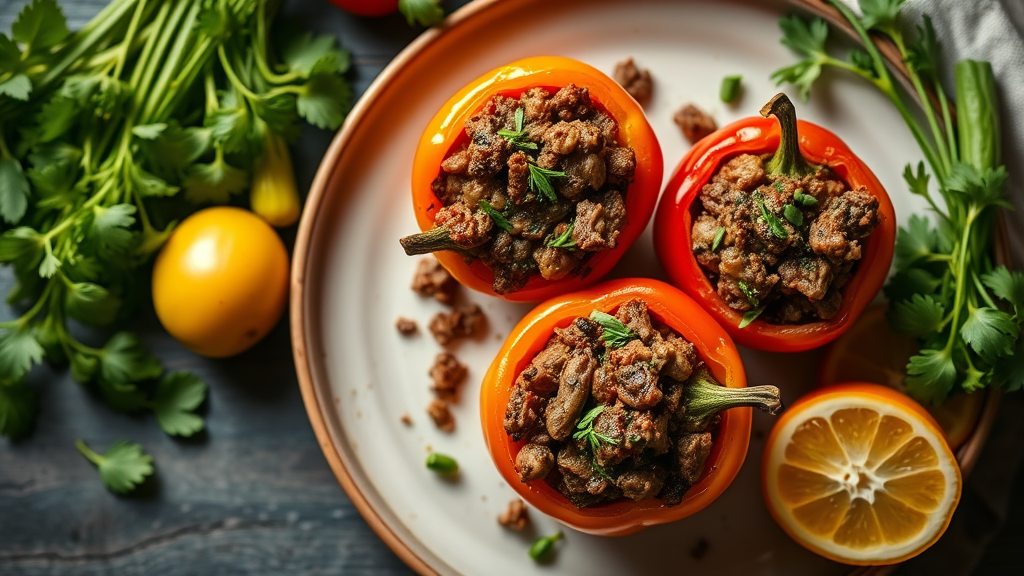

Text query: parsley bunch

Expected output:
[773,0,1019,403]
[0,0,351,440]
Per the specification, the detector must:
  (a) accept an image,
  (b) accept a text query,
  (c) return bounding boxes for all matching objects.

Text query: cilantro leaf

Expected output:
[895,214,935,266]
[398,0,445,27]
[38,242,60,277]
[982,267,1024,311]
[944,163,1010,209]
[206,104,253,154]
[134,220,176,256]
[65,281,120,326]
[907,15,940,82]
[70,352,98,383]
[849,48,877,77]
[0,157,30,224]
[139,124,210,180]
[903,162,930,198]
[89,204,137,256]
[961,307,1019,364]
[0,34,20,72]
[152,372,207,437]
[888,294,945,337]
[0,74,32,100]
[905,348,956,405]
[858,0,906,36]
[0,381,36,438]
[296,73,351,130]
[0,327,44,381]
[771,15,829,101]
[283,33,350,77]
[76,439,153,494]
[885,268,941,302]
[183,153,248,204]
[99,332,162,386]
[129,162,179,197]
[0,227,42,262]
[994,338,1024,392]
[131,123,168,140]
[11,0,69,51]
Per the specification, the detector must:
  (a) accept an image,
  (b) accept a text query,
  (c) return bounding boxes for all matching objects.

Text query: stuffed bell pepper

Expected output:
[400,56,663,302]
[653,94,895,352]
[480,278,782,536]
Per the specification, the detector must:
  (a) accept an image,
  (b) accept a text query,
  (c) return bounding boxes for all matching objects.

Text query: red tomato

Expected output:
[328,0,398,17]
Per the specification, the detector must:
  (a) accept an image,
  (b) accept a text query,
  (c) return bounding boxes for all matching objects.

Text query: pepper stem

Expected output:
[683,368,783,423]
[400,227,460,255]
[760,93,818,179]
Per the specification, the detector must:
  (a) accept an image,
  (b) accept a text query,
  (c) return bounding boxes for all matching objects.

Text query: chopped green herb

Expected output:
[755,196,789,239]
[76,439,153,494]
[497,107,539,151]
[773,181,786,194]
[545,220,576,248]
[720,74,743,103]
[573,404,620,454]
[739,307,765,329]
[398,0,445,27]
[528,164,566,202]
[712,226,726,251]
[591,460,615,480]
[426,452,459,475]
[783,204,804,226]
[589,311,636,349]
[477,199,512,232]
[737,280,760,308]
[529,531,563,562]
[793,190,818,206]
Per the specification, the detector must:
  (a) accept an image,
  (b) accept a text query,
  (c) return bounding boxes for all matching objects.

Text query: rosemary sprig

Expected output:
[589,311,636,349]
[477,199,512,232]
[572,405,620,454]
[545,220,576,248]
[497,107,538,151]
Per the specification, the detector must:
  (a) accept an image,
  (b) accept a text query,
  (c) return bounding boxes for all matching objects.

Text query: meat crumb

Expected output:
[395,317,418,336]
[429,303,486,345]
[613,57,653,105]
[430,352,468,401]
[497,499,530,531]
[400,413,413,426]
[674,104,718,144]
[411,257,458,305]
[427,400,455,432]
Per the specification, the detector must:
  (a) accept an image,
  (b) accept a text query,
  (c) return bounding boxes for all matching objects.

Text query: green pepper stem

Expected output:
[761,93,818,179]
[683,369,783,423]
[400,227,460,255]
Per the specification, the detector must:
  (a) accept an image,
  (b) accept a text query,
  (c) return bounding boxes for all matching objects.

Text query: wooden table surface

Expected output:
[0,1,1022,575]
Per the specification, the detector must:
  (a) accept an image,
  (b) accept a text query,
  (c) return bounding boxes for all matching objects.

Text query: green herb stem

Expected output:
[75,439,104,466]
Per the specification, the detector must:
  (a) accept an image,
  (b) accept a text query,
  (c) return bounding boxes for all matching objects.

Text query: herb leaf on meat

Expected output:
[783,204,803,226]
[545,220,576,248]
[497,107,539,151]
[739,307,765,329]
[477,199,512,232]
[589,311,636,349]
[528,164,565,202]
[712,227,726,252]
[737,281,760,308]
[754,195,789,239]
[793,189,818,206]
[572,405,620,454]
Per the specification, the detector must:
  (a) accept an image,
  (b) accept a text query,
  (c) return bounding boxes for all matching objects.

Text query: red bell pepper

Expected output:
[653,94,896,352]
[400,56,662,302]
[480,278,781,536]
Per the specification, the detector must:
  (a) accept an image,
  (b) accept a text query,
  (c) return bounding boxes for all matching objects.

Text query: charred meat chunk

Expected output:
[429,352,468,401]
[613,57,653,105]
[411,257,457,304]
[428,303,486,345]
[516,444,555,482]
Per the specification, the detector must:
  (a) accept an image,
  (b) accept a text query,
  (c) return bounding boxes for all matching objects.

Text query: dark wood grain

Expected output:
[0,1,1021,575]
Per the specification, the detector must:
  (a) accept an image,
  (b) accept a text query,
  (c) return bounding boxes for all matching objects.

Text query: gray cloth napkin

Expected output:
[837,1,1024,574]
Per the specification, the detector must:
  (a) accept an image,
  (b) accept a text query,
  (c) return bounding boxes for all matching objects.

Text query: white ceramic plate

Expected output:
[293,0,936,574]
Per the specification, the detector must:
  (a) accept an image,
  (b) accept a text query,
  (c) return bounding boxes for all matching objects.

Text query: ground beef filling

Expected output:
[431,85,637,294]
[691,153,880,324]
[502,299,721,508]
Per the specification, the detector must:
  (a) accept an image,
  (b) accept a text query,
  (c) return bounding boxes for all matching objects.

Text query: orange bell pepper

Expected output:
[402,56,662,302]
[480,278,781,536]
[653,94,896,352]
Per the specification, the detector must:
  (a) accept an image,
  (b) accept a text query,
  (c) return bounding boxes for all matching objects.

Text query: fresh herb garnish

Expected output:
[720,74,743,103]
[398,0,446,27]
[426,452,459,475]
[774,0,1018,401]
[545,220,576,248]
[712,226,726,252]
[589,311,636,349]
[529,531,563,562]
[739,307,765,329]
[497,107,539,151]
[528,164,566,202]
[793,189,818,206]
[76,439,154,494]
[736,281,764,329]
[591,460,615,480]
[754,195,789,239]
[477,199,513,232]
[737,280,760,308]
[572,404,620,454]
[783,204,804,226]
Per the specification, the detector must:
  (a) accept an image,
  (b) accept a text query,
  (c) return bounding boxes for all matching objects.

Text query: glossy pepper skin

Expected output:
[410,56,663,302]
[653,117,896,352]
[480,278,750,536]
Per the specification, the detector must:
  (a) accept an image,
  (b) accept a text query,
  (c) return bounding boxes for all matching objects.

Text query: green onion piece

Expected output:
[712,226,726,252]
[739,307,764,329]
[720,74,743,103]
[426,453,458,474]
[737,280,759,308]
[783,204,803,226]
[793,190,817,206]
[755,196,788,239]
[529,531,563,561]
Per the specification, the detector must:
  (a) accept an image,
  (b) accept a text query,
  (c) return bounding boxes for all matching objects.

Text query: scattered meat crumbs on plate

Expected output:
[429,303,486,345]
[674,104,717,144]
[430,352,468,402]
[395,317,418,335]
[411,256,458,305]
[400,413,413,426]
[427,399,455,432]
[497,499,530,531]
[613,57,653,105]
